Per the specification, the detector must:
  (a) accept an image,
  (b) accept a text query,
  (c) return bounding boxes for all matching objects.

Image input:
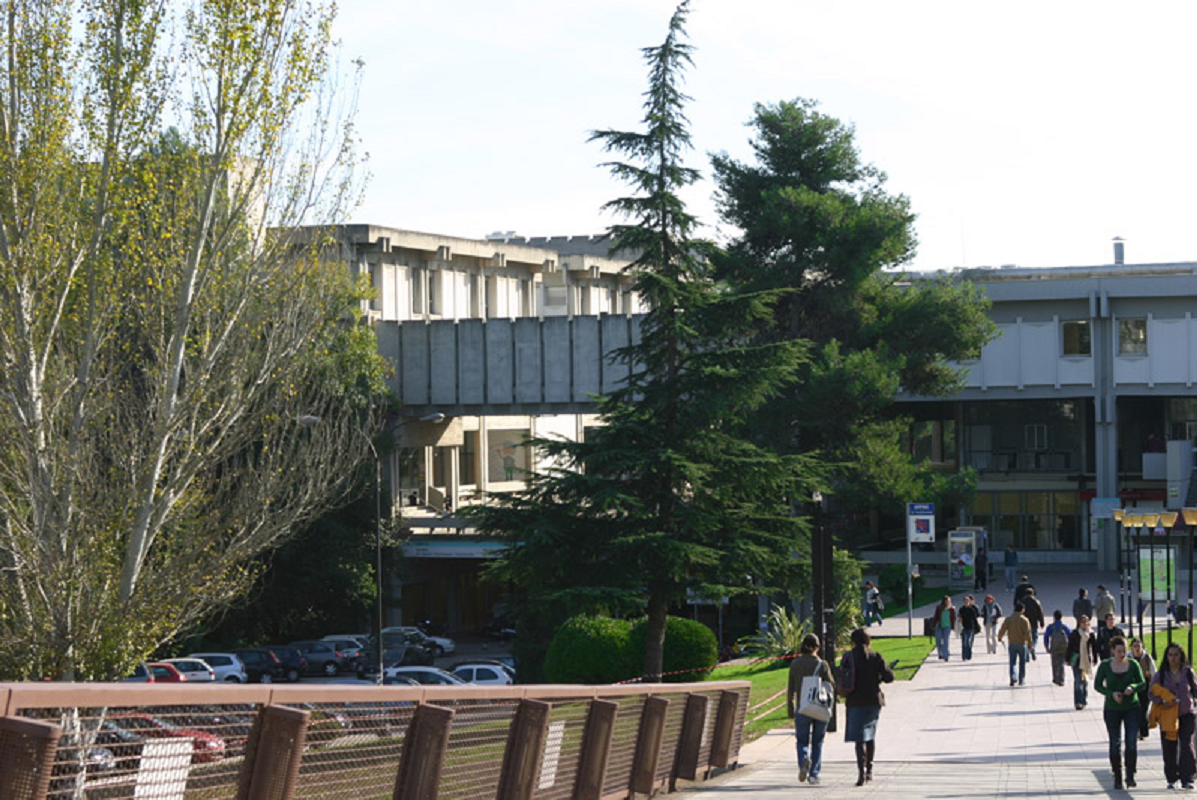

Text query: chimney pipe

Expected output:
[1113,236,1125,265]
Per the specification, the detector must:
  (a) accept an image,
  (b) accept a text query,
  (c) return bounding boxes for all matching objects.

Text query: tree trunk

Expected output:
[642,594,668,682]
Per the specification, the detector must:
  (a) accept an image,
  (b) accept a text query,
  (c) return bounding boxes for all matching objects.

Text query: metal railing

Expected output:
[0,680,749,799]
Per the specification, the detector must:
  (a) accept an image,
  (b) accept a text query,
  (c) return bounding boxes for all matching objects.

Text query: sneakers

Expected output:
[799,756,809,783]
[1183,780,1194,789]
[808,776,820,786]
[1168,782,1176,790]
[1075,704,1084,710]
[1011,679,1017,686]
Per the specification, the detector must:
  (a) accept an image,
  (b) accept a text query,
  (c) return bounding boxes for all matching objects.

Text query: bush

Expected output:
[879,562,923,604]
[543,616,634,684]
[629,616,718,683]
[739,604,810,659]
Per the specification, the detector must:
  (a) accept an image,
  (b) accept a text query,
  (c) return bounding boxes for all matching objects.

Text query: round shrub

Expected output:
[543,615,634,684]
[628,616,718,683]
[879,562,922,604]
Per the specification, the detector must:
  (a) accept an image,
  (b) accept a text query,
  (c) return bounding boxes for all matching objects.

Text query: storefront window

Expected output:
[967,490,1083,551]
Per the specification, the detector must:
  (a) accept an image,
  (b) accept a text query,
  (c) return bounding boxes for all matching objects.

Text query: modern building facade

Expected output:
[899,255,1197,568]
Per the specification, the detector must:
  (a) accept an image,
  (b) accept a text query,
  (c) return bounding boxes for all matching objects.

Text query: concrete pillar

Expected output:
[447,447,460,510]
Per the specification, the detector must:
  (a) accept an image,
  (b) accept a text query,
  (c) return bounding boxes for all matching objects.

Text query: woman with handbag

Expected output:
[786,633,835,786]
[842,627,895,786]
[1151,642,1197,790]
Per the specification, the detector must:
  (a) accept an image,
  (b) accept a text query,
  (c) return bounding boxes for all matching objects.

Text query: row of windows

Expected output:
[1061,319,1147,356]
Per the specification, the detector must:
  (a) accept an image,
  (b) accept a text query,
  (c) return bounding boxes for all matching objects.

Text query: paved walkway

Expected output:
[681,569,1197,797]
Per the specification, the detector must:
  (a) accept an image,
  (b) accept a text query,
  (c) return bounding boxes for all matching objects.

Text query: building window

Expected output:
[1024,423,1047,451]
[459,431,477,485]
[489,430,530,482]
[1061,320,1090,356]
[1119,318,1148,355]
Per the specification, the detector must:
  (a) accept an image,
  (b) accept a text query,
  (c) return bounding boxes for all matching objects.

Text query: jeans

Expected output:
[936,626,952,660]
[794,715,829,779]
[961,628,975,660]
[1008,643,1027,684]
[1103,705,1141,763]
[1005,566,1016,590]
[1072,665,1089,707]
[985,623,998,654]
[1050,652,1066,684]
[864,603,883,626]
[1163,712,1197,785]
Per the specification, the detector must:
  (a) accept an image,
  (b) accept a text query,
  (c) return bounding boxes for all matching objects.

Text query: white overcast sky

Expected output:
[334,1,1197,271]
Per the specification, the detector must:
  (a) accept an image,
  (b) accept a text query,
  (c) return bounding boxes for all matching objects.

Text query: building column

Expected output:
[447,447,461,510]
[1095,394,1119,570]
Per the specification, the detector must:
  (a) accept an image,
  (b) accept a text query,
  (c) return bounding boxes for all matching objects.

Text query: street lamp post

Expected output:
[1185,508,1197,658]
[1112,508,1126,624]
[300,411,445,684]
[1161,510,1179,653]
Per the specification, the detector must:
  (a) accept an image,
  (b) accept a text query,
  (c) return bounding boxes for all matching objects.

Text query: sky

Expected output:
[334,1,1197,271]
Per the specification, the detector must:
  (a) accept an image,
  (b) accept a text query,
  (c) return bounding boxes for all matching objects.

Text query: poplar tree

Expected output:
[477,3,821,681]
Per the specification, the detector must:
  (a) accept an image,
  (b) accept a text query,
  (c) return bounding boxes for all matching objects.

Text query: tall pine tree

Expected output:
[474,3,821,681]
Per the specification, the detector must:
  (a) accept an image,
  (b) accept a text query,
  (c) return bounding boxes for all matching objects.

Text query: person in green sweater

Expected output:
[1095,636,1146,789]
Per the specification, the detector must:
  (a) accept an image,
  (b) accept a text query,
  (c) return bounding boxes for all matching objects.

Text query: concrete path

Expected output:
[680,569,1197,797]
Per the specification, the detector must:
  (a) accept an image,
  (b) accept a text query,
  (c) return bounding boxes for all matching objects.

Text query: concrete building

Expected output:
[897,248,1197,570]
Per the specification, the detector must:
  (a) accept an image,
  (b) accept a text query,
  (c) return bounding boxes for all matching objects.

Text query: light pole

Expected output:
[1184,508,1197,657]
[1161,510,1179,653]
[300,411,445,684]
[1112,508,1126,624]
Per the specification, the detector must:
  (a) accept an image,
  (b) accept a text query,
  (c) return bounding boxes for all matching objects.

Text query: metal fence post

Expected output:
[629,695,669,796]
[670,692,709,789]
[234,704,310,800]
[496,699,552,800]
[0,715,62,800]
[394,703,455,799]
[573,699,618,800]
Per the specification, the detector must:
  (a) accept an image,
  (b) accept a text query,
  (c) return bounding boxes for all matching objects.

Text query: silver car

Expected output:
[187,652,249,683]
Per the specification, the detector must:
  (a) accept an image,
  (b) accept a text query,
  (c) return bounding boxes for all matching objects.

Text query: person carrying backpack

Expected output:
[1043,610,1072,686]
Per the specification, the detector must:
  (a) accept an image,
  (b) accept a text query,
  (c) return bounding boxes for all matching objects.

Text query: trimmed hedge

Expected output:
[629,616,717,682]
[544,613,718,684]
[543,615,635,684]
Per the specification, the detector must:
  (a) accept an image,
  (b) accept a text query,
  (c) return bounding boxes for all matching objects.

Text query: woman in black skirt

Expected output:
[841,627,895,785]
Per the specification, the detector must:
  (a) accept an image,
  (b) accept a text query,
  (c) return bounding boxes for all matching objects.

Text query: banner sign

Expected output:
[907,503,935,543]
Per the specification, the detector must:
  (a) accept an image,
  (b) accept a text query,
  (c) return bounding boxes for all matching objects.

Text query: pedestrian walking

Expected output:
[1043,610,1072,686]
[998,601,1033,686]
[1094,584,1117,622]
[786,633,835,787]
[974,547,989,590]
[933,595,956,661]
[841,628,895,787]
[1096,613,1126,661]
[959,595,981,661]
[1021,588,1045,661]
[1073,588,1094,627]
[1095,636,1146,789]
[1130,637,1156,740]
[1150,642,1197,790]
[1004,544,1018,590]
[982,594,1003,654]
[862,581,883,627]
[1014,574,1035,606]
[1068,614,1098,709]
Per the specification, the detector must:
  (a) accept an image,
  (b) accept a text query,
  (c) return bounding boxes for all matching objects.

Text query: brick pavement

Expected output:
[679,569,1197,797]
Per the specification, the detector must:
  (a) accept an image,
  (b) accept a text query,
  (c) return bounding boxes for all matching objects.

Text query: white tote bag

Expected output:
[798,674,834,722]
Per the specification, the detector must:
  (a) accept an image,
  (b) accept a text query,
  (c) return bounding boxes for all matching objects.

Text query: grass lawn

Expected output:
[715,635,934,741]
[881,584,951,618]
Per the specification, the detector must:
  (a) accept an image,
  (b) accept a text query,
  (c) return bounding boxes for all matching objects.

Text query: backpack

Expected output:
[1049,624,1068,655]
[837,651,856,697]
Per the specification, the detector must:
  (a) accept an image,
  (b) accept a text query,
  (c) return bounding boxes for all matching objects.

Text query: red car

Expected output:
[106,714,226,763]
[145,662,188,682]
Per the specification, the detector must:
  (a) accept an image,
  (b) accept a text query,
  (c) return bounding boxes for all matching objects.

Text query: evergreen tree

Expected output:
[712,99,995,525]
[475,3,821,681]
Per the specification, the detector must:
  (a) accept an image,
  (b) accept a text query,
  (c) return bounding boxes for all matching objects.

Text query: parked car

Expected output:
[378,630,436,662]
[160,658,215,682]
[381,666,465,685]
[322,634,370,650]
[290,640,348,676]
[358,644,434,680]
[122,662,155,683]
[266,645,307,682]
[187,652,249,683]
[231,648,284,683]
[451,662,514,686]
[320,638,365,670]
[381,626,456,656]
[105,714,226,763]
[123,662,188,682]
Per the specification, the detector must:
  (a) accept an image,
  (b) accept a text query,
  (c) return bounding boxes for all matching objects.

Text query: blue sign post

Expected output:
[906,503,935,638]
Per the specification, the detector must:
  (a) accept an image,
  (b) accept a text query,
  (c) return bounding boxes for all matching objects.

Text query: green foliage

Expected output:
[712,98,997,520]
[543,616,635,684]
[739,604,811,659]
[879,563,924,603]
[629,616,718,683]
[474,3,824,683]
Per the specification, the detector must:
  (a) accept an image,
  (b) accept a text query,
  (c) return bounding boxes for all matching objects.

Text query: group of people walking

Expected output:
[800,570,1197,791]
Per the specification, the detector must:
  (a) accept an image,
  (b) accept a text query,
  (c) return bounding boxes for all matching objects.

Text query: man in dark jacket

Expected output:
[1014,575,1035,605]
[1073,588,1094,627]
[974,548,989,590]
[1096,612,1126,660]
[1021,588,1045,661]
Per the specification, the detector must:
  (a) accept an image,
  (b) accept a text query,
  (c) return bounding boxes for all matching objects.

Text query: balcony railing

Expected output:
[0,680,749,799]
